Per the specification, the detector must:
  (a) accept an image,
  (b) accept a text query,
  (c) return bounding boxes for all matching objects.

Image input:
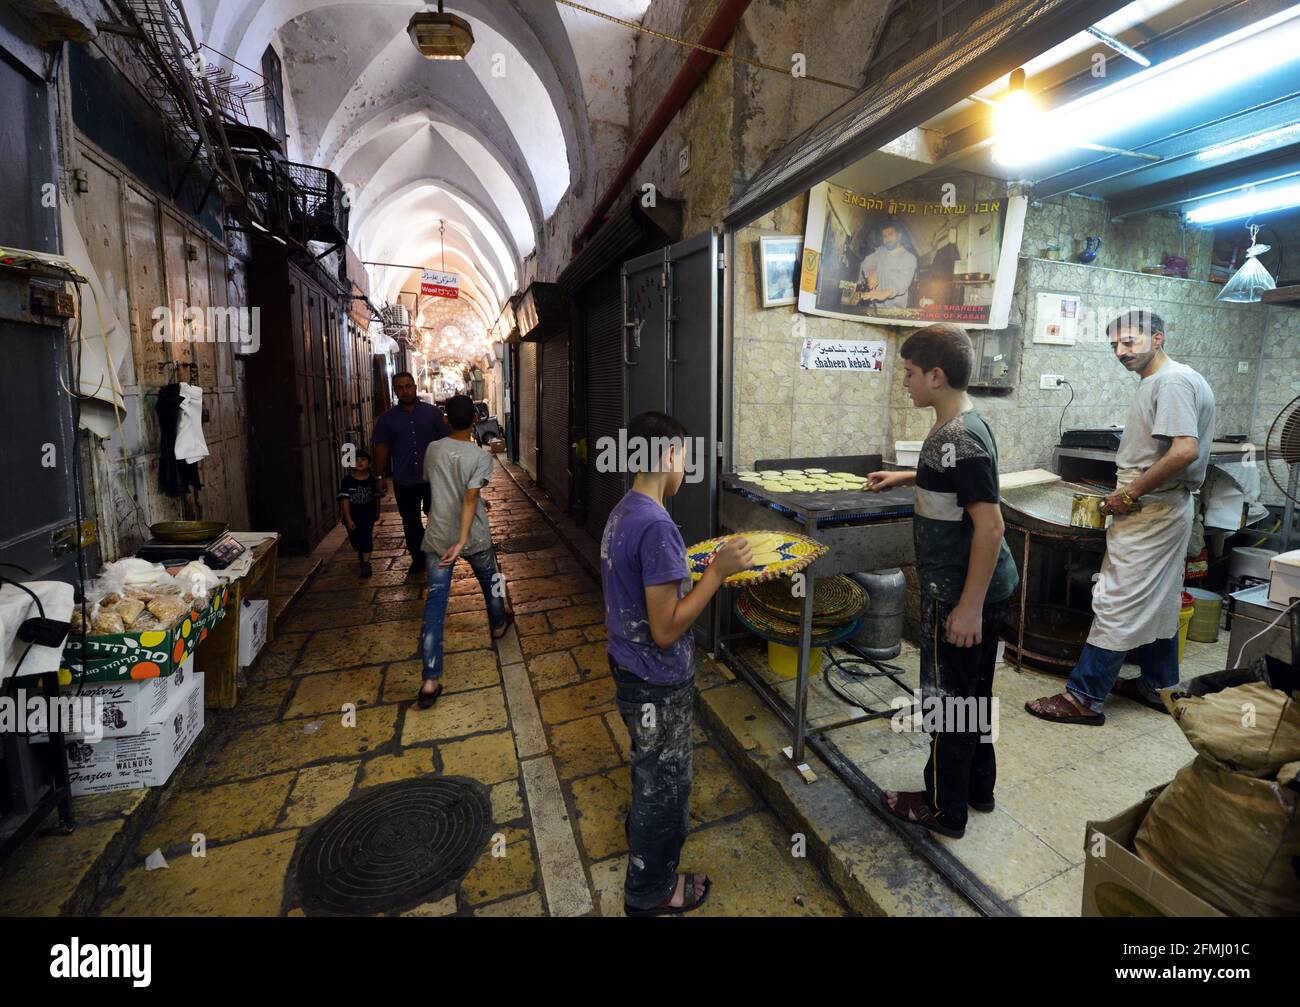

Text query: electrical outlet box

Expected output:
[1040,373,1065,389]
[1238,361,1249,374]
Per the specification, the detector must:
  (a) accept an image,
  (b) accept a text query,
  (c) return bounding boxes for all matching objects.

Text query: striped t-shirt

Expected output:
[912,409,1019,605]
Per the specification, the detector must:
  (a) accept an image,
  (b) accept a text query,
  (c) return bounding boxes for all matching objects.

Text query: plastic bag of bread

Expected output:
[91,610,125,634]
[114,597,147,627]
[146,595,186,627]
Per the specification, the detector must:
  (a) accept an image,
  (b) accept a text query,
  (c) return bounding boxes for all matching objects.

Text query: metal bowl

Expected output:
[149,521,228,543]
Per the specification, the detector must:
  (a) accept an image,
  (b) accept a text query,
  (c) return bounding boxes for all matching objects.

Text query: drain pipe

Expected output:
[571,0,754,254]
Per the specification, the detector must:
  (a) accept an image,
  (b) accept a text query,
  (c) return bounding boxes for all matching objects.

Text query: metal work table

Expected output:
[715,456,914,769]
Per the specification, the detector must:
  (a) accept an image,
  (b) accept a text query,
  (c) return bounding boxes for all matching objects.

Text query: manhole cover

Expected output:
[497,534,554,553]
[294,777,491,916]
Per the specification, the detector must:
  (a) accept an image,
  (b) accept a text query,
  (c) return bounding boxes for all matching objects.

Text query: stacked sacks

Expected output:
[1135,668,1300,916]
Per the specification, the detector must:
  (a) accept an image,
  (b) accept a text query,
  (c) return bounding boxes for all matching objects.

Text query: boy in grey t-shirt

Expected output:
[415,395,512,708]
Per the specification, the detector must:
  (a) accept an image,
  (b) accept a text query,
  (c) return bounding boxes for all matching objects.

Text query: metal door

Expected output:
[584,272,625,538]
[518,340,538,480]
[539,331,570,508]
[621,232,724,646]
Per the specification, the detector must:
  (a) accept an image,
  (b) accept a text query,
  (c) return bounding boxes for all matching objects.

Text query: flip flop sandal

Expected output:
[1024,693,1105,725]
[624,873,711,918]
[491,611,515,641]
[416,683,443,709]
[881,790,964,839]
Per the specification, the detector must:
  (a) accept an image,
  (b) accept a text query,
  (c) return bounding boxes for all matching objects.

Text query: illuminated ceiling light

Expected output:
[993,4,1300,167]
[1185,180,1300,224]
[408,2,474,60]
[991,68,1043,167]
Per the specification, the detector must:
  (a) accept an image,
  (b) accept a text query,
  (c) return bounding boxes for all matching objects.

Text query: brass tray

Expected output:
[149,520,228,543]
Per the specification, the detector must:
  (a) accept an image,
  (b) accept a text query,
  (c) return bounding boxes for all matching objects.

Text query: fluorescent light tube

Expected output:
[1185,182,1300,223]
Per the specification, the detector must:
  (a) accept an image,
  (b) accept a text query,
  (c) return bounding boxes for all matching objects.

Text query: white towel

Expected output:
[1,581,74,684]
[175,382,210,464]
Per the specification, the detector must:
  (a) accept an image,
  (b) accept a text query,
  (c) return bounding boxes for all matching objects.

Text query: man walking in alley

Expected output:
[1027,309,1215,725]
[373,371,451,577]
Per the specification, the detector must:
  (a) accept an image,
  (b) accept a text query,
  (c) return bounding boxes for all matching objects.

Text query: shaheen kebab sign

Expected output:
[421,269,459,299]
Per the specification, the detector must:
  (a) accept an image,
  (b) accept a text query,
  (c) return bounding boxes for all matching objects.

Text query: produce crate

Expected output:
[57,586,232,685]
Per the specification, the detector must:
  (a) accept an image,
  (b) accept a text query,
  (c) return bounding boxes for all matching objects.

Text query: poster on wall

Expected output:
[421,269,460,298]
[1034,291,1080,345]
[759,235,801,307]
[799,337,887,371]
[798,177,1026,329]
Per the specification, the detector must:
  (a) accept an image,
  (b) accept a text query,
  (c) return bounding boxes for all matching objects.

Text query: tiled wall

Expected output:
[730,193,1278,474]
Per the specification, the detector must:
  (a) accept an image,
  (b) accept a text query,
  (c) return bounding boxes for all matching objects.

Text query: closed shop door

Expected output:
[518,340,538,480]
[584,271,624,538]
[539,331,570,508]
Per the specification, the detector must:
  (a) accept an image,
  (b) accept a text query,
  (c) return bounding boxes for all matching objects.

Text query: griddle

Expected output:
[732,454,915,524]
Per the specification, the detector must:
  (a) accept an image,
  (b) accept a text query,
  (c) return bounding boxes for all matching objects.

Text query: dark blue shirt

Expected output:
[372,402,451,486]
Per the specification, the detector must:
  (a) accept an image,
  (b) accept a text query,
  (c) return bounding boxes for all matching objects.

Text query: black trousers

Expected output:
[610,658,694,909]
[918,595,1009,829]
[392,481,431,559]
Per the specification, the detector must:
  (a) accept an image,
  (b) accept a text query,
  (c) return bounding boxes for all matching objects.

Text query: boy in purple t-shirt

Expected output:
[600,411,751,916]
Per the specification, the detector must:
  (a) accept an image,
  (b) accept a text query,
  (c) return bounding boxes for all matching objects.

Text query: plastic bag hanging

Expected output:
[1217,225,1276,303]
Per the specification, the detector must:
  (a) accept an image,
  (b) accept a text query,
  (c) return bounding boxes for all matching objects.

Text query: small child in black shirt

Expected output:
[338,449,379,578]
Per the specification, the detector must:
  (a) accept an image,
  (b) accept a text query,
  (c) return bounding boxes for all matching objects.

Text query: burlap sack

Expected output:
[1135,755,1300,916]
[1166,680,1300,776]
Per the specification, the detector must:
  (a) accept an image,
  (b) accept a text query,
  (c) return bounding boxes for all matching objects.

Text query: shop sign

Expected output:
[798,337,886,371]
[421,269,460,298]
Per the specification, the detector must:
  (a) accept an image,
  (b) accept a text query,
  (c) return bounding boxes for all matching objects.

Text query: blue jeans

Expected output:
[420,547,507,681]
[1066,636,1179,712]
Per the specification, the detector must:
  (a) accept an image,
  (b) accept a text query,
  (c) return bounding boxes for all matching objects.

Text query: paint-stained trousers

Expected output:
[610,658,694,910]
[918,595,1009,830]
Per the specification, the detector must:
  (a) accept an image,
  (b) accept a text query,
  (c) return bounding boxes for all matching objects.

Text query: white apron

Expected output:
[1087,467,1194,652]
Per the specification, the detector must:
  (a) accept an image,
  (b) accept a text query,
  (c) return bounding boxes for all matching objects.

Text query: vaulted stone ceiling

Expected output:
[181,0,650,354]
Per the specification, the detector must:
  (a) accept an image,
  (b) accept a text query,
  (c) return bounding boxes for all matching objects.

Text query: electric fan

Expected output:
[1264,394,1300,505]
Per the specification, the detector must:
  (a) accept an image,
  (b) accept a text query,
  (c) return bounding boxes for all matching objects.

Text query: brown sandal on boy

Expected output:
[882,790,964,839]
[491,611,515,640]
[624,872,711,917]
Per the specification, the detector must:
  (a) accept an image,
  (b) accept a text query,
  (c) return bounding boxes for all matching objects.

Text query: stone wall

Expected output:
[1254,304,1300,506]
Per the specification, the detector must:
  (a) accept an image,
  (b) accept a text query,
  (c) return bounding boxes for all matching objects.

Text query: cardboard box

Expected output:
[1082,786,1226,917]
[65,672,205,796]
[59,586,230,684]
[238,599,269,667]
[66,655,193,740]
[1267,549,1300,607]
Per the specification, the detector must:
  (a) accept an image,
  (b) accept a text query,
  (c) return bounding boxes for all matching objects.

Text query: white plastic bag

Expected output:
[1217,239,1276,303]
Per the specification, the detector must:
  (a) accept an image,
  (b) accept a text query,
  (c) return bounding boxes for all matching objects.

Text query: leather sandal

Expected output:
[1025,692,1105,726]
[624,872,711,917]
[882,790,964,839]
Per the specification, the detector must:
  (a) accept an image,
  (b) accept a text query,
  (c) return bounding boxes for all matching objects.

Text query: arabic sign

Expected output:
[799,337,886,371]
[421,269,459,299]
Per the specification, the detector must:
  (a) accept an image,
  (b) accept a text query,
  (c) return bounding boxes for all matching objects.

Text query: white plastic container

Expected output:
[1267,550,1300,607]
[895,440,923,467]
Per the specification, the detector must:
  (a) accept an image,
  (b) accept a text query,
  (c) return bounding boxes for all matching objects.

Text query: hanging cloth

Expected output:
[155,382,203,497]
[175,382,210,464]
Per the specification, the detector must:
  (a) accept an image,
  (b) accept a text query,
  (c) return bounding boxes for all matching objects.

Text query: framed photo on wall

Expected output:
[759,235,802,308]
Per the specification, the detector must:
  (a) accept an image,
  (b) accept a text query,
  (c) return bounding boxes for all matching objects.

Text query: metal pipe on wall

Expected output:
[570,0,755,253]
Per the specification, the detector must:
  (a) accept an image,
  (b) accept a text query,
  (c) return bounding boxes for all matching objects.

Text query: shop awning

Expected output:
[557,198,682,295]
[725,0,1131,226]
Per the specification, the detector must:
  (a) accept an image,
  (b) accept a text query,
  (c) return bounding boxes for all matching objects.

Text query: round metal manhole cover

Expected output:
[294,777,491,916]
[497,534,554,554]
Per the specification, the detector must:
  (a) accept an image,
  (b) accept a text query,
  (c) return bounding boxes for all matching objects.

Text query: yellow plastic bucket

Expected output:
[1177,592,1195,663]
[1185,587,1221,643]
[768,641,824,679]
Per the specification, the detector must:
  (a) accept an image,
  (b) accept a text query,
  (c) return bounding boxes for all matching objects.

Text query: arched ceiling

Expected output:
[181,1,651,359]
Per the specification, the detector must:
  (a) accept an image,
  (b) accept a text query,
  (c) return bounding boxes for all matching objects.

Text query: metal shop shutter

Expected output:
[540,331,570,509]
[584,273,624,539]
[518,339,538,480]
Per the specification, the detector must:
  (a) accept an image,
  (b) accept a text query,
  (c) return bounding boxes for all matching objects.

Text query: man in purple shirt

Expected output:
[601,411,750,916]
[372,371,451,576]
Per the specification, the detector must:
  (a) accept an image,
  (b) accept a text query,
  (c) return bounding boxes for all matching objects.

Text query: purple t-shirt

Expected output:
[600,491,694,685]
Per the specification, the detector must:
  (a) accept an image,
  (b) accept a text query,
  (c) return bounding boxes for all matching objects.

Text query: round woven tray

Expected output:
[744,575,867,626]
[686,531,827,586]
[734,594,862,647]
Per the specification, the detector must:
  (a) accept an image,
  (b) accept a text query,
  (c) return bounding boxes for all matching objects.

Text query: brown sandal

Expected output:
[882,790,964,839]
[491,611,515,640]
[624,872,711,917]
[1025,692,1105,726]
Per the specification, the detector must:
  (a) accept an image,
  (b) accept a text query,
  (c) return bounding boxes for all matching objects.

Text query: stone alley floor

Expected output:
[42,460,847,917]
